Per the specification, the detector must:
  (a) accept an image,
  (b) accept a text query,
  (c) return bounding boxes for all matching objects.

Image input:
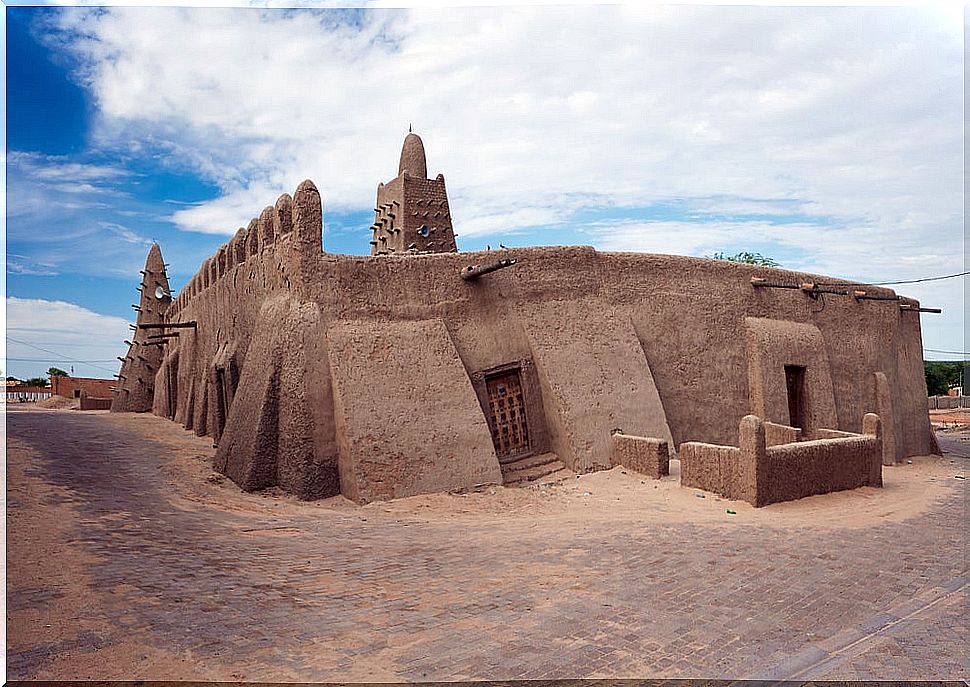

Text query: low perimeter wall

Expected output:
[764,420,802,446]
[610,433,669,479]
[680,414,882,507]
[79,396,112,410]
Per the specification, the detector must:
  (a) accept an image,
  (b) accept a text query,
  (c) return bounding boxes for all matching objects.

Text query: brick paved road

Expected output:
[6,410,968,680]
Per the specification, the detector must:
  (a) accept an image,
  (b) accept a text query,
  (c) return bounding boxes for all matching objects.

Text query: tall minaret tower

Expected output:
[110,242,172,412]
[370,132,458,255]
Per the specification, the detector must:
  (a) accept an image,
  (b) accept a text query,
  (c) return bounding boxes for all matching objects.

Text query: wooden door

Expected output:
[485,370,531,458]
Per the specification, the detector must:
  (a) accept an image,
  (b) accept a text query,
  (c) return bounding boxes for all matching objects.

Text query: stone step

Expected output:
[499,451,558,470]
[505,465,571,486]
[503,458,569,486]
[530,467,573,485]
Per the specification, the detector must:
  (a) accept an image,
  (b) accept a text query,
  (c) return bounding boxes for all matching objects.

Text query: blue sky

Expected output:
[4,4,966,379]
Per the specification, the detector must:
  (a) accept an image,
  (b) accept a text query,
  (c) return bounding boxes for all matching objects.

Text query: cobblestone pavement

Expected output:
[6,409,968,681]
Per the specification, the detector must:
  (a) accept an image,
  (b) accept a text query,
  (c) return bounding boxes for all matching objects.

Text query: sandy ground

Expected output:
[76,407,966,531]
[929,407,969,428]
[34,396,78,410]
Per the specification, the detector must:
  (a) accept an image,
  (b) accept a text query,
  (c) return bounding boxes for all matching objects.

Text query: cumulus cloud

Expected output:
[5,297,129,379]
[44,7,962,236]
[29,5,966,351]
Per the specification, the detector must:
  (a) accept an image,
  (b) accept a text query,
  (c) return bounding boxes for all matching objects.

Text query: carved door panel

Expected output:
[485,370,531,458]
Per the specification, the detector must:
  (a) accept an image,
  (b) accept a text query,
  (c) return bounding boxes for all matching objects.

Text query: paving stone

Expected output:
[6,411,968,681]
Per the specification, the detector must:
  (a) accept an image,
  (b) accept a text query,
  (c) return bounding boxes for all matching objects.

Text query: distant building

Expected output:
[51,376,115,400]
[5,386,52,403]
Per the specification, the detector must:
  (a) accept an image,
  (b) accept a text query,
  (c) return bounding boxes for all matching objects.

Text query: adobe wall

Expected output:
[327,319,502,502]
[301,246,933,459]
[764,420,802,446]
[681,414,882,506]
[744,317,838,435]
[680,442,744,498]
[611,433,670,479]
[52,376,115,399]
[79,394,113,410]
[150,184,338,498]
[136,179,937,503]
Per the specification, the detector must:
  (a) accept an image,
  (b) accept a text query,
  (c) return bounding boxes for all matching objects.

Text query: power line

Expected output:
[869,271,969,286]
[6,357,120,363]
[821,271,967,287]
[6,337,119,374]
[924,348,970,356]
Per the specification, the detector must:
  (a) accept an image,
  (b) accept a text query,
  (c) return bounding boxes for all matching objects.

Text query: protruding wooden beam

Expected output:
[138,322,197,330]
[460,258,517,281]
[853,290,900,301]
[899,304,942,313]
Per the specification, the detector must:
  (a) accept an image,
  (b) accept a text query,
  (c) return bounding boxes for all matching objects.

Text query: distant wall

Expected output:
[929,395,970,409]
[53,376,114,400]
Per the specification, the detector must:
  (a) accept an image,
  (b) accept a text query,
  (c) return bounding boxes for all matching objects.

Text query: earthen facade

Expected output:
[52,376,115,401]
[111,134,938,504]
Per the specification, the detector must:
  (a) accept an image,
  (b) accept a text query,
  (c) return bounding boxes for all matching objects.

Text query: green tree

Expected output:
[709,251,780,267]
[24,377,49,387]
[924,361,965,395]
[48,367,69,377]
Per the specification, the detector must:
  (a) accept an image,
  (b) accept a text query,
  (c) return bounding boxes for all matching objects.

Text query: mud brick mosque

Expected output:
[112,133,939,506]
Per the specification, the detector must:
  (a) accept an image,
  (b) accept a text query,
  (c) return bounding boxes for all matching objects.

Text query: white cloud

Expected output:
[99,221,153,246]
[44,7,962,231]
[33,5,965,349]
[6,255,59,277]
[169,181,281,235]
[5,297,129,379]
